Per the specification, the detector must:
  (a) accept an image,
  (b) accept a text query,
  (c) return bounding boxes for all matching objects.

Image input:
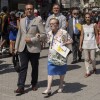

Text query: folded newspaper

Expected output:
[53,43,70,58]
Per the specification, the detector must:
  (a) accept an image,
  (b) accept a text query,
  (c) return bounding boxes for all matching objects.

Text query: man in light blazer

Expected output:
[67,8,82,64]
[14,3,46,94]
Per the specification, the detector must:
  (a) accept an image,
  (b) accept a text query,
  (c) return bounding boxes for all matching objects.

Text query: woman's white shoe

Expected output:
[42,89,51,95]
[57,88,63,93]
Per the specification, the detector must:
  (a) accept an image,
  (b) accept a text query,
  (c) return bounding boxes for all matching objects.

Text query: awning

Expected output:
[89,0,94,3]
[84,3,89,8]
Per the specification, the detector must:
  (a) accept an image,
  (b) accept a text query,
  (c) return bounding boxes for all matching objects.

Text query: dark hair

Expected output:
[25,2,34,9]
[72,7,79,12]
[10,13,17,22]
[2,6,8,12]
[83,13,92,24]
[52,3,60,8]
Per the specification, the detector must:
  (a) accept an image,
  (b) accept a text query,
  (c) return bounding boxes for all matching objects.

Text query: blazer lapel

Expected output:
[71,18,73,30]
[21,18,27,33]
[27,18,36,32]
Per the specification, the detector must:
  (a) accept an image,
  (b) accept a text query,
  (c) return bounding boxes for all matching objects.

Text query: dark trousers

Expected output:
[17,49,40,88]
[72,34,82,61]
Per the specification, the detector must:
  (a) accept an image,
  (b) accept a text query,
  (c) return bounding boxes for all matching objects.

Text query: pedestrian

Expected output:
[8,13,18,55]
[14,2,46,94]
[42,18,73,95]
[97,20,100,48]
[34,9,45,49]
[45,3,66,33]
[79,13,98,78]
[0,6,9,54]
[67,7,82,64]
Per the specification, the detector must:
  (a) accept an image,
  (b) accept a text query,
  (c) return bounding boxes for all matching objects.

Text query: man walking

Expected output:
[14,2,46,94]
[0,6,9,54]
[67,8,82,64]
[45,4,66,33]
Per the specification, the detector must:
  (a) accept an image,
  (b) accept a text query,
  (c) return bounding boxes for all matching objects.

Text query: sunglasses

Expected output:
[85,17,90,18]
[53,8,59,9]
[26,8,33,10]
[73,13,79,15]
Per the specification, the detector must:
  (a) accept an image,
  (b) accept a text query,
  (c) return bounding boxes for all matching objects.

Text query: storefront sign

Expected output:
[1,0,9,9]
[18,4,26,10]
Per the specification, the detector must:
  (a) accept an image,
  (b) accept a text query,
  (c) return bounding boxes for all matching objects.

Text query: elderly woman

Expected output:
[79,13,98,78]
[42,18,73,95]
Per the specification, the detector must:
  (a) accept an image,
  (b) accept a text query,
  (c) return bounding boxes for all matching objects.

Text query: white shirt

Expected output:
[73,18,79,33]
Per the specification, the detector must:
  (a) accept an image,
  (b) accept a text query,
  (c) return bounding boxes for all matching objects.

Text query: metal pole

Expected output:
[70,0,71,12]
[60,0,62,10]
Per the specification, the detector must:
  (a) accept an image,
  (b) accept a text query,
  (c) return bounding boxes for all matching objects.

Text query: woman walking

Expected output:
[79,13,98,78]
[42,18,73,95]
[9,13,18,55]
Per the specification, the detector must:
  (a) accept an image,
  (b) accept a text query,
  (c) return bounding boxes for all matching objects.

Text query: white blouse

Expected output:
[82,24,97,49]
[47,29,72,65]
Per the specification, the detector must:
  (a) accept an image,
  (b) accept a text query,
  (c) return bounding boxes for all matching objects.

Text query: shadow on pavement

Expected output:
[0,63,15,74]
[0,54,12,59]
[41,79,87,98]
[0,60,5,64]
[94,69,100,75]
[68,65,81,71]
[16,87,32,96]
[96,60,100,65]
[16,79,87,97]
[63,82,87,93]
[39,55,48,59]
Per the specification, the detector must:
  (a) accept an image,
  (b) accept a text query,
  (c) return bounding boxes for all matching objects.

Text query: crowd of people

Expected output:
[0,2,100,96]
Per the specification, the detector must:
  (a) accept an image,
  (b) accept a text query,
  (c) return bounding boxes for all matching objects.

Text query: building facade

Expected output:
[1,0,99,11]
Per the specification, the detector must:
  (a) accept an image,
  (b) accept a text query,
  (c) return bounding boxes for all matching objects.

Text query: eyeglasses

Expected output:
[73,13,79,15]
[53,8,59,9]
[85,17,90,18]
[26,8,33,10]
[50,23,58,25]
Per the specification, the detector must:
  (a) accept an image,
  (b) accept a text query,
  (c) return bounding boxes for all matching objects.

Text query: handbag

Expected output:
[12,53,20,73]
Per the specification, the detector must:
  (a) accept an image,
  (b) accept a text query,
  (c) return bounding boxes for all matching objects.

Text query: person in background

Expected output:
[34,9,42,20]
[67,7,82,64]
[42,18,73,95]
[0,6,9,54]
[97,19,100,49]
[45,3,66,33]
[9,13,18,55]
[79,13,98,78]
[91,11,99,24]
[34,9,46,49]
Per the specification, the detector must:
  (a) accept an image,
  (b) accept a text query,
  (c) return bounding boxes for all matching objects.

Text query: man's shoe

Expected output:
[78,58,82,62]
[14,88,24,94]
[0,50,2,55]
[71,60,77,64]
[32,86,38,91]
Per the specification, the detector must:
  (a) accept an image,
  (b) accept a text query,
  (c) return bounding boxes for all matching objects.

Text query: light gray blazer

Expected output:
[15,17,46,53]
[45,13,67,33]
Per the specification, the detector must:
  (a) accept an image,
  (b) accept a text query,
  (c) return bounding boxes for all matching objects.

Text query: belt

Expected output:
[73,33,80,35]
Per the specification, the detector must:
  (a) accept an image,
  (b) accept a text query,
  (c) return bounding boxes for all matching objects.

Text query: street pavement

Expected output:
[0,48,100,100]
